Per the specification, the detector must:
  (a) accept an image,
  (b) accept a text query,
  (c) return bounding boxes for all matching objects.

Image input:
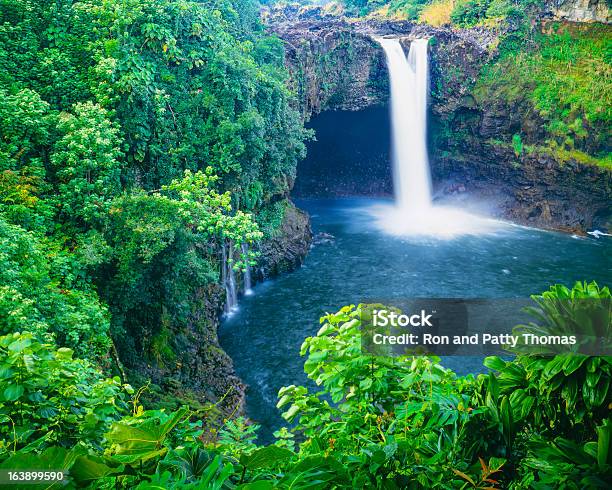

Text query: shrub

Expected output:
[0,283,610,487]
[512,133,523,157]
[0,217,111,359]
[450,0,490,26]
[419,0,454,26]
[0,332,129,456]
[475,23,611,161]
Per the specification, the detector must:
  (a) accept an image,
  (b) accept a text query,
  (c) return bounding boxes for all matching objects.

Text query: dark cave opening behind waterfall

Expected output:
[293,107,393,198]
[291,105,567,230]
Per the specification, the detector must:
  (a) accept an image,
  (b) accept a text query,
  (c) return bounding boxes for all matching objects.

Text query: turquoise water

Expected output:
[219,197,611,439]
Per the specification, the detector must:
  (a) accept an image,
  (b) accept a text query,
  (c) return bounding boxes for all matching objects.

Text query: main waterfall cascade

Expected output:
[371,37,500,238]
[379,38,432,212]
[222,38,500,314]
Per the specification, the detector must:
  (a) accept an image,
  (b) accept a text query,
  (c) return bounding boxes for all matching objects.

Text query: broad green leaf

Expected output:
[240,446,294,470]
[3,384,24,401]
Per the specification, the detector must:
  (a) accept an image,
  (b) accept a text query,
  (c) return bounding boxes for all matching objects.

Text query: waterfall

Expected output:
[367,37,500,238]
[241,243,253,296]
[222,241,238,314]
[221,241,255,315]
[378,37,432,214]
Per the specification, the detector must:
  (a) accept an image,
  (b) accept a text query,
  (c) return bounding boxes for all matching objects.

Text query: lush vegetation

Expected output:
[1,0,610,488]
[474,21,612,168]
[0,0,308,385]
[338,0,540,24]
[1,282,610,487]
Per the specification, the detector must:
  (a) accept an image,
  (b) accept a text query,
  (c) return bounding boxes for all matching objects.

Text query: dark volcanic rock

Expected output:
[275,24,388,116]
[128,283,246,418]
[434,144,612,233]
[256,201,312,280]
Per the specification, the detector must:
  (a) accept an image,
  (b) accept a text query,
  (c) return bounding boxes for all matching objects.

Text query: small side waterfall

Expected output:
[241,242,253,296]
[221,241,238,314]
[221,241,256,314]
[378,37,432,214]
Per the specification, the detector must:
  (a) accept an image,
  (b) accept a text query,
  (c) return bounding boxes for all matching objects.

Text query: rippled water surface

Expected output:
[219,198,611,439]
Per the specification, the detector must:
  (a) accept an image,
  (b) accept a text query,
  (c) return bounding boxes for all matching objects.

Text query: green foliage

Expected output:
[388,0,433,19]
[0,0,306,371]
[342,0,434,19]
[162,169,263,244]
[450,0,491,26]
[513,281,611,355]
[477,282,612,488]
[518,424,611,489]
[476,22,611,165]
[108,169,261,278]
[0,283,610,487]
[0,88,54,231]
[274,282,611,488]
[0,217,111,359]
[278,305,489,488]
[51,102,122,229]
[98,0,308,193]
[447,0,541,26]
[0,332,128,456]
[217,417,259,459]
[104,169,261,366]
[479,354,612,488]
[512,133,523,157]
[256,199,288,238]
[485,0,518,19]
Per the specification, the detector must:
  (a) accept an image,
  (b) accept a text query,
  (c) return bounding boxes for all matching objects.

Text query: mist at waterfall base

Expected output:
[371,38,499,238]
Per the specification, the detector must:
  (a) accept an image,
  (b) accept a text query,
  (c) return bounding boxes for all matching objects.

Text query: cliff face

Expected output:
[427,18,611,232]
[265,5,498,115]
[256,203,312,280]
[544,0,610,23]
[268,14,389,116]
[127,281,246,418]
[432,141,612,233]
[268,5,611,233]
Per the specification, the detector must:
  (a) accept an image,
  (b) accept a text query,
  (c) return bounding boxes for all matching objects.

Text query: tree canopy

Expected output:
[0,0,308,364]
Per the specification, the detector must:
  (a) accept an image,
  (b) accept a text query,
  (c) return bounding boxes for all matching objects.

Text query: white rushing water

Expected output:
[222,241,238,314]
[241,242,253,296]
[371,37,501,238]
[379,37,432,212]
[222,241,254,315]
